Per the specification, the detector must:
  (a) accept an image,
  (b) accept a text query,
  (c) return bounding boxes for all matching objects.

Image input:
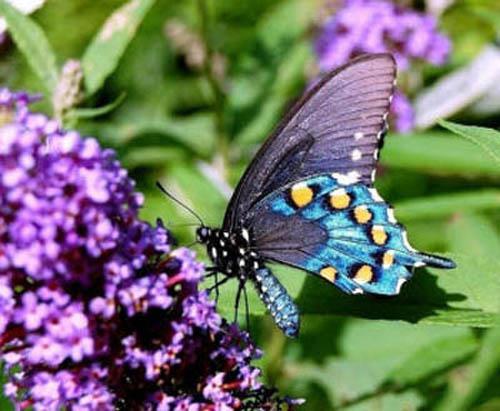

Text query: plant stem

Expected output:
[197,0,229,179]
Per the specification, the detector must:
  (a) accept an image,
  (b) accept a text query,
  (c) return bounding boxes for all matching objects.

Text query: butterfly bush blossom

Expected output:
[315,0,452,132]
[0,89,297,410]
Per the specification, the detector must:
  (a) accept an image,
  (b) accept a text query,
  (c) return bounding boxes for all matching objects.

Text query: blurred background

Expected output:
[1,0,499,410]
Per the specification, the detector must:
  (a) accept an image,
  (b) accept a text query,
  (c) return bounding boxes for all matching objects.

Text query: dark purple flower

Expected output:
[314,0,451,132]
[0,89,300,410]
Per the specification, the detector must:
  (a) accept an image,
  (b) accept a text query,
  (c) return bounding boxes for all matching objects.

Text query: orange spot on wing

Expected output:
[354,206,372,224]
[329,189,351,209]
[382,251,395,268]
[353,265,374,284]
[320,266,337,282]
[371,225,387,245]
[290,184,313,207]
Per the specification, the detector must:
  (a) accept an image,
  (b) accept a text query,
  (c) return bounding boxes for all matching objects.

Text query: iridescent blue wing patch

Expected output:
[246,173,454,295]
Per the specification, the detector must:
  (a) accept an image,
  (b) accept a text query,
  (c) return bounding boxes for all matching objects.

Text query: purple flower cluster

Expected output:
[0,89,295,410]
[315,0,451,131]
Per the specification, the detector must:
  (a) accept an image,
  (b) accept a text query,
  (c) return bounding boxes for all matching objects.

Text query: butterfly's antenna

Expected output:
[183,240,198,248]
[168,222,201,228]
[155,181,204,226]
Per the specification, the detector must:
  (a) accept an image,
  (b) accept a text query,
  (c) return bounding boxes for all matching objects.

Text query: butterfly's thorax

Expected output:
[197,226,262,278]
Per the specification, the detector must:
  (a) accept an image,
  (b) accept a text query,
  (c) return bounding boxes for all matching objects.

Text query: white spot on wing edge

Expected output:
[402,230,417,252]
[291,181,308,190]
[387,208,397,224]
[330,187,347,197]
[352,288,364,295]
[332,171,360,185]
[352,149,362,161]
[395,278,406,294]
[370,169,376,182]
[368,188,383,202]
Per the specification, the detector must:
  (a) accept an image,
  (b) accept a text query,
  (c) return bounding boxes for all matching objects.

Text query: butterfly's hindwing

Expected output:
[248,173,453,295]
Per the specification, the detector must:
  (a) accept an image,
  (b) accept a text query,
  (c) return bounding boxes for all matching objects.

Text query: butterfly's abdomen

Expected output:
[253,268,300,338]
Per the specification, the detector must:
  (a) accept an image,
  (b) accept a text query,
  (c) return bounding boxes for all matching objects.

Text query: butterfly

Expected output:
[168,53,455,338]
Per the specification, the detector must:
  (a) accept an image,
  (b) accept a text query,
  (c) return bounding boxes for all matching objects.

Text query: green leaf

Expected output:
[382,132,500,178]
[0,0,58,94]
[385,332,478,387]
[435,213,500,314]
[394,190,500,221]
[67,92,126,120]
[289,321,476,409]
[436,324,500,411]
[82,0,157,95]
[439,120,500,167]
[297,283,498,328]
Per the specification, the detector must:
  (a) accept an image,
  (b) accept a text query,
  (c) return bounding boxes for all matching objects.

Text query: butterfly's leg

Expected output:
[207,275,231,294]
[234,279,245,324]
[204,268,222,304]
[202,267,218,281]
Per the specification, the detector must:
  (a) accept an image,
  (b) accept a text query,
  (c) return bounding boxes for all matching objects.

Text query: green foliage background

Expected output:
[1,0,499,409]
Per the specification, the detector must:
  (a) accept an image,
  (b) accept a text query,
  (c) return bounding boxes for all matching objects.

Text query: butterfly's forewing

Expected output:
[224,53,396,230]
[246,174,455,295]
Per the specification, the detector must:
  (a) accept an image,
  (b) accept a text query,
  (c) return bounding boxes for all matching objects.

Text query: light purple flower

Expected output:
[0,89,298,410]
[390,90,415,133]
[315,0,451,132]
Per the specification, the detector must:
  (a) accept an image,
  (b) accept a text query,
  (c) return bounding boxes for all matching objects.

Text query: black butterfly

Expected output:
[161,53,455,338]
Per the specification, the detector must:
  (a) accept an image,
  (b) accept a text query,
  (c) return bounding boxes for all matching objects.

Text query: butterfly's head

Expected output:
[196,226,211,244]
